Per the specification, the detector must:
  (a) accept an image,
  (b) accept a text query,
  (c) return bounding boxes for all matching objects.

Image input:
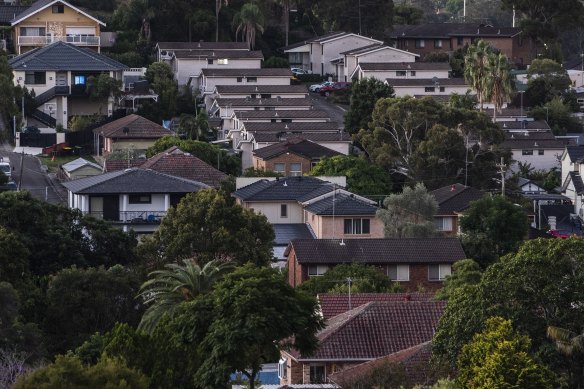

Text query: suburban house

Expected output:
[430,183,485,236]
[62,168,208,234]
[285,238,466,290]
[251,131,352,161]
[11,0,104,55]
[233,176,383,240]
[252,137,341,176]
[9,41,128,129]
[336,44,418,82]
[282,31,383,75]
[561,145,584,218]
[93,114,173,156]
[484,107,528,122]
[561,145,584,186]
[278,300,445,385]
[352,62,449,82]
[155,41,248,63]
[60,157,102,179]
[272,223,315,263]
[517,177,546,194]
[498,120,550,132]
[231,109,330,129]
[501,130,567,172]
[206,84,308,111]
[199,68,292,96]
[386,77,472,98]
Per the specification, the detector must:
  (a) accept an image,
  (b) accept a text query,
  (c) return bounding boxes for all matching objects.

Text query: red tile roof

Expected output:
[93,114,172,139]
[318,293,435,320]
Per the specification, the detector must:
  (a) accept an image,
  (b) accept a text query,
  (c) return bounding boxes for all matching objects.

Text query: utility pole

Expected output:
[497,157,506,197]
[17,150,24,191]
[347,277,353,310]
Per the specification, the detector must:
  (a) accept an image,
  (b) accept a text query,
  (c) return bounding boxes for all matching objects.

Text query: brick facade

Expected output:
[254,151,315,176]
[304,211,385,239]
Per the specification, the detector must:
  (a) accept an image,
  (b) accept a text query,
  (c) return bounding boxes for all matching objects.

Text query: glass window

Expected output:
[396,70,406,77]
[344,218,371,234]
[428,264,452,281]
[52,4,64,13]
[290,163,301,176]
[410,71,416,76]
[362,219,370,234]
[218,58,228,65]
[439,86,445,92]
[207,58,213,65]
[457,36,463,46]
[247,77,257,82]
[260,94,271,99]
[386,264,409,281]
[236,77,243,83]
[308,265,328,277]
[425,87,435,92]
[129,194,151,204]
[310,365,326,383]
[415,39,425,48]
[435,217,453,231]
[280,204,288,218]
[24,71,46,85]
[538,150,544,155]
[74,75,86,85]
[522,150,534,155]
[434,39,443,48]
[278,358,287,379]
[273,163,285,173]
[20,27,46,36]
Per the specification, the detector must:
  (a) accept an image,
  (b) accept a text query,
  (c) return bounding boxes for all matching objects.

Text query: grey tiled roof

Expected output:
[233,109,328,120]
[501,131,566,149]
[201,68,292,77]
[9,41,128,71]
[304,193,378,216]
[252,132,351,143]
[243,122,341,132]
[340,43,384,55]
[215,98,312,108]
[157,41,249,51]
[253,137,340,160]
[359,62,450,71]
[430,184,485,215]
[569,172,584,194]
[287,238,466,264]
[174,50,263,59]
[0,5,28,24]
[387,78,468,87]
[233,176,335,202]
[216,85,308,94]
[566,146,584,162]
[389,23,468,39]
[498,120,550,130]
[448,25,521,37]
[282,31,347,51]
[61,157,102,173]
[273,223,315,245]
[62,168,209,194]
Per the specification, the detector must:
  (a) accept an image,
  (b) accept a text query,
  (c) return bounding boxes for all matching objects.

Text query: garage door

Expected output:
[65,27,95,36]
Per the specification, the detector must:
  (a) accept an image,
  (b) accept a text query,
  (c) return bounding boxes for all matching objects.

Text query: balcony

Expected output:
[18,35,100,46]
[84,210,167,224]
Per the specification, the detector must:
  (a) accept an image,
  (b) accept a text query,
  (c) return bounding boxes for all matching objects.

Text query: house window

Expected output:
[434,39,443,48]
[20,27,46,36]
[310,365,326,383]
[522,150,534,155]
[439,86,445,92]
[218,58,229,65]
[428,264,452,281]
[410,71,416,76]
[396,70,407,77]
[425,87,435,92]
[386,264,410,281]
[278,358,287,379]
[236,77,243,83]
[415,39,425,48]
[52,4,64,13]
[74,75,86,85]
[434,217,453,231]
[24,71,46,85]
[207,58,213,65]
[290,163,301,176]
[247,77,257,82]
[538,150,544,155]
[344,218,371,234]
[273,163,285,173]
[289,52,302,64]
[129,194,152,204]
[457,36,463,46]
[280,204,288,218]
[308,265,328,277]
[260,94,271,99]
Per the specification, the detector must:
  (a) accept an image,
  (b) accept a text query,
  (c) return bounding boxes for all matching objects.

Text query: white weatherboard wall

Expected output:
[245,201,303,223]
[175,58,262,86]
[509,149,563,172]
[317,35,381,75]
[344,48,416,81]
[201,75,290,94]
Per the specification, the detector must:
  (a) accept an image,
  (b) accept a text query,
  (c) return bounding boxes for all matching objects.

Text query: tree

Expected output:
[13,355,148,389]
[216,0,228,42]
[459,196,528,266]
[179,113,206,141]
[137,189,274,268]
[525,58,572,107]
[232,2,264,50]
[140,62,178,122]
[435,259,482,300]
[457,317,553,389]
[485,52,514,120]
[86,73,122,101]
[464,40,493,111]
[377,183,438,238]
[137,259,231,333]
[274,0,291,46]
[344,77,395,135]
[308,155,391,196]
[530,96,581,135]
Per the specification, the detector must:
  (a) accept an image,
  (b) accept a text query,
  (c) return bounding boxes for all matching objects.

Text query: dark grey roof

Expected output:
[215,98,312,108]
[156,41,249,51]
[233,109,329,120]
[387,78,468,87]
[359,62,450,71]
[216,85,308,94]
[502,131,566,149]
[498,121,550,130]
[304,194,378,216]
[273,224,315,245]
[389,23,468,39]
[568,172,584,194]
[0,5,28,24]
[286,238,466,264]
[201,68,292,77]
[243,122,341,132]
[9,41,128,71]
[448,25,521,38]
[253,137,340,160]
[566,145,584,162]
[233,176,335,202]
[282,32,347,51]
[12,0,104,25]
[252,132,351,143]
[174,50,263,59]
[340,43,384,55]
[430,184,485,215]
[62,168,209,194]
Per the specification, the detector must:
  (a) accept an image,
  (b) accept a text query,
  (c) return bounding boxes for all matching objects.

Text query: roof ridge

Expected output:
[318,301,373,343]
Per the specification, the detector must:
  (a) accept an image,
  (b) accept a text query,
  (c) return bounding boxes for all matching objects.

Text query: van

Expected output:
[0,157,12,179]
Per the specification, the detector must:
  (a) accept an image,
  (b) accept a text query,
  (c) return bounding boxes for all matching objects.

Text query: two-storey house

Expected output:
[430,184,485,236]
[336,44,418,82]
[352,61,450,82]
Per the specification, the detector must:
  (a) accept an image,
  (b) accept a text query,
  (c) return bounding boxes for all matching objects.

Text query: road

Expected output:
[309,92,348,128]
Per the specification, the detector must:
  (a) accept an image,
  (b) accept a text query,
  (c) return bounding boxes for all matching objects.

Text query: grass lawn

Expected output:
[38,154,98,173]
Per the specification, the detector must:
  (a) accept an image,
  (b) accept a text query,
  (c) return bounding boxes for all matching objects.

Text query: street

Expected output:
[309,92,348,127]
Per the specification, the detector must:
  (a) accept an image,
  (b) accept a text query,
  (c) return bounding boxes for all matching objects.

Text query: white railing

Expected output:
[18,35,100,46]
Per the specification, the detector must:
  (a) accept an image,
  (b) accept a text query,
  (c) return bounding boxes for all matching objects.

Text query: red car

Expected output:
[547,229,572,239]
[319,82,351,96]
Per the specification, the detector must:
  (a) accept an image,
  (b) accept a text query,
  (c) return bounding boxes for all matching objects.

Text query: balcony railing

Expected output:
[18,35,100,46]
[84,210,167,224]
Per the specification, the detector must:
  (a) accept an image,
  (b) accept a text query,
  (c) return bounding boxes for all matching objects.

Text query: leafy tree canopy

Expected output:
[344,77,394,135]
[435,259,482,300]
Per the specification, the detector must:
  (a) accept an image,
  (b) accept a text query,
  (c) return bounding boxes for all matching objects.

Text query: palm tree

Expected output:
[216,0,228,42]
[232,2,265,50]
[275,0,291,46]
[464,39,493,111]
[137,259,231,333]
[485,52,514,121]
[548,326,584,356]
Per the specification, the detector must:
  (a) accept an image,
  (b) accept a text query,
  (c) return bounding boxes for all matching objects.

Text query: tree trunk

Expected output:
[216,1,220,42]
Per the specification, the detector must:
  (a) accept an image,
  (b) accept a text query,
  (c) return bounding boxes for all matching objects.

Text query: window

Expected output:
[310,365,326,383]
[344,218,371,235]
[538,150,545,155]
[260,94,272,99]
[434,217,453,231]
[129,194,152,204]
[207,58,213,65]
[289,52,302,63]
[247,77,257,82]
[457,36,463,46]
[74,75,86,85]
[425,86,435,92]
[308,265,328,277]
[415,39,425,48]
[24,71,46,85]
[280,204,288,218]
[278,358,288,380]
[386,264,409,281]
[396,70,407,77]
[218,58,229,65]
[52,4,64,13]
[236,77,243,83]
[410,71,416,76]
[439,86,445,92]
[20,27,46,36]
[522,150,534,155]
[428,264,452,281]
[290,163,301,176]
[434,39,443,48]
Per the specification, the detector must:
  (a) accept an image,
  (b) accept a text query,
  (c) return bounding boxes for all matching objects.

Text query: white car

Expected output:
[309,81,334,93]
[291,67,307,75]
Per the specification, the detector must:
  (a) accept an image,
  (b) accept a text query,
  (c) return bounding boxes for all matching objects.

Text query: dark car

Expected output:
[319,82,352,96]
[23,126,40,134]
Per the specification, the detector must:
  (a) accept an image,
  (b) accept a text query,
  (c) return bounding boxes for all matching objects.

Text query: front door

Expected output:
[56,72,67,86]
[102,195,119,221]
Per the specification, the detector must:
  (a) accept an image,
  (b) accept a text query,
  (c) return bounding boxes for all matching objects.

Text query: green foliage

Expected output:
[295,73,324,83]
[298,263,402,295]
[526,59,572,107]
[393,3,424,25]
[0,50,17,120]
[13,354,148,389]
[137,189,274,269]
[530,97,582,135]
[179,112,209,141]
[308,155,391,196]
[242,167,283,177]
[232,2,265,50]
[86,73,122,101]
[377,183,438,238]
[139,62,178,123]
[68,115,95,132]
[457,317,553,389]
[262,56,289,68]
[464,40,494,110]
[447,91,477,110]
[104,51,148,68]
[460,196,528,265]
[435,259,482,300]
[344,77,395,134]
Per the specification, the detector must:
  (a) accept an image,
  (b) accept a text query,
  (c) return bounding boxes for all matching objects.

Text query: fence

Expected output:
[19,133,56,148]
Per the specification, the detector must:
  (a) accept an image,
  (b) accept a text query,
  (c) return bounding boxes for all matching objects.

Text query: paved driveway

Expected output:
[309,92,348,129]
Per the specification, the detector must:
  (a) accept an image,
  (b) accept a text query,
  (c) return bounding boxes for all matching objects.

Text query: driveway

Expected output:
[309,92,348,129]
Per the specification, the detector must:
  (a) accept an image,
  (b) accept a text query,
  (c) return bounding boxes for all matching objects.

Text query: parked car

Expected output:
[23,126,40,134]
[319,82,352,96]
[547,229,573,239]
[309,81,334,93]
[290,67,307,76]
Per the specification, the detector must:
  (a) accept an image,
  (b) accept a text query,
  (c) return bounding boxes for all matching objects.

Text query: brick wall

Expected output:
[253,152,313,175]
[287,247,305,287]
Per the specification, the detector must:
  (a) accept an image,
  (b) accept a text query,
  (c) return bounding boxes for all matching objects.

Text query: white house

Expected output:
[501,130,566,172]
[353,62,450,82]
[560,145,584,187]
[231,110,331,132]
[154,41,248,63]
[199,68,292,96]
[335,44,418,81]
[206,84,308,110]
[385,77,472,98]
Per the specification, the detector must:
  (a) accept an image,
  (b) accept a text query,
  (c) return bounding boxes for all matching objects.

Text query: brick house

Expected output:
[285,238,466,291]
[278,300,445,385]
[430,184,485,236]
[252,137,341,176]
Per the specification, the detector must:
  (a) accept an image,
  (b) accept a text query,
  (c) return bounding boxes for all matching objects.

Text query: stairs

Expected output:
[34,86,69,107]
[31,109,56,127]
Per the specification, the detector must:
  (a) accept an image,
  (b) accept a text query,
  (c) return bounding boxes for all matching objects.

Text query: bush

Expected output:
[296,73,325,83]
[263,56,289,68]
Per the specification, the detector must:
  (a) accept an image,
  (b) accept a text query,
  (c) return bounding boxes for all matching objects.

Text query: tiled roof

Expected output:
[252,132,351,143]
[243,122,341,133]
[282,32,347,51]
[318,293,435,320]
[304,193,378,216]
[340,43,384,55]
[62,168,209,194]
[291,301,445,361]
[61,157,102,173]
[174,50,263,59]
[501,130,566,149]
[93,114,172,139]
[387,78,468,87]
[286,238,466,264]
[389,23,468,39]
[328,342,437,387]
[9,41,128,71]
[157,41,249,51]
[569,172,584,194]
[216,85,308,94]
[139,146,227,187]
[273,224,315,245]
[12,0,105,25]
[104,159,145,172]
[0,5,28,24]
[359,62,450,71]
[215,97,312,108]
[566,145,584,162]
[233,109,328,120]
[253,137,340,160]
[498,120,550,130]
[430,184,485,215]
[483,108,526,117]
[232,176,335,202]
[201,68,292,77]
[448,25,521,38]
